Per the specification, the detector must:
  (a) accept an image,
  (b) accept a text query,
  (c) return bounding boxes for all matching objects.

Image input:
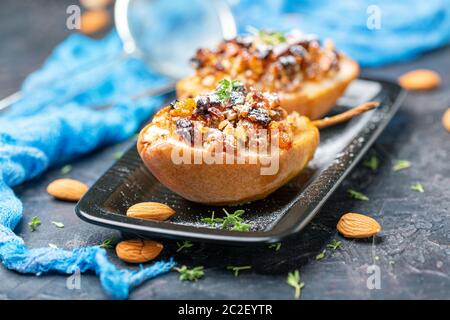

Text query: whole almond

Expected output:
[80,0,112,10]
[80,9,110,35]
[442,108,450,132]
[116,239,163,263]
[127,202,175,221]
[47,178,88,202]
[337,213,381,238]
[398,69,441,91]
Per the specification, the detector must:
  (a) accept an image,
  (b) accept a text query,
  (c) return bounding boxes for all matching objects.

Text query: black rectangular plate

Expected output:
[76,78,406,245]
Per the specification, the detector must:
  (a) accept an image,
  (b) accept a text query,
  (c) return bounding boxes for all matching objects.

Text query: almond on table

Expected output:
[115,239,163,263]
[80,9,110,35]
[80,0,112,10]
[442,108,450,132]
[126,202,175,221]
[46,178,88,202]
[398,69,441,91]
[337,213,381,238]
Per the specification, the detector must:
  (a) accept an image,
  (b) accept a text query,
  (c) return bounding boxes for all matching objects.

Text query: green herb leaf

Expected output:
[226,265,252,277]
[201,209,250,231]
[287,270,305,299]
[393,160,411,171]
[221,209,250,231]
[51,221,64,228]
[248,27,287,46]
[61,165,72,175]
[232,221,251,231]
[176,240,194,252]
[100,239,113,249]
[259,30,286,46]
[327,239,342,250]
[347,189,369,201]
[201,211,223,225]
[269,242,282,252]
[175,266,204,282]
[48,243,58,249]
[28,216,41,232]
[315,250,326,260]
[363,155,379,171]
[411,183,424,193]
[215,79,242,102]
[112,151,124,160]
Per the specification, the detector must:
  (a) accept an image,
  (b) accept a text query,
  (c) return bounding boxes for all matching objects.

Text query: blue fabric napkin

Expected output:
[0,31,175,300]
[233,0,450,66]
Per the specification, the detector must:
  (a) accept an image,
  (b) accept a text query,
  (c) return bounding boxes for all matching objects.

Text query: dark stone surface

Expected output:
[0,0,448,300]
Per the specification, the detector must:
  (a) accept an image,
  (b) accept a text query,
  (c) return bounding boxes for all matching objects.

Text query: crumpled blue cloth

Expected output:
[0,31,175,299]
[233,0,450,66]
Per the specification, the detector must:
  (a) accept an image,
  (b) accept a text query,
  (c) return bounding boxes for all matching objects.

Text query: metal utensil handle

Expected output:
[0,51,127,114]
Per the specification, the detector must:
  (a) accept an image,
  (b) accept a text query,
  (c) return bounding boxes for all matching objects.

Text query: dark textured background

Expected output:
[0,0,448,300]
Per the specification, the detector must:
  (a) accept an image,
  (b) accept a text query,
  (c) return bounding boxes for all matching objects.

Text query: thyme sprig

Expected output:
[347,189,369,201]
[176,240,194,252]
[215,79,242,102]
[363,155,379,171]
[327,239,342,250]
[28,216,41,232]
[227,265,252,277]
[411,183,424,193]
[201,209,250,231]
[287,270,305,299]
[393,160,411,171]
[175,266,204,282]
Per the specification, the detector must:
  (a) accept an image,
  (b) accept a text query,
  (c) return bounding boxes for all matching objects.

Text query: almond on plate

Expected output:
[337,213,381,238]
[126,202,175,221]
[398,69,441,91]
[47,178,88,202]
[115,239,163,263]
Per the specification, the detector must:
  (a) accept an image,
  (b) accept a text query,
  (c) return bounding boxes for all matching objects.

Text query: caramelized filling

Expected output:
[190,30,341,93]
[144,81,309,152]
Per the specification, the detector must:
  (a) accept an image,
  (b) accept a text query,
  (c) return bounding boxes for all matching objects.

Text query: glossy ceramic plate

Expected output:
[76,78,406,244]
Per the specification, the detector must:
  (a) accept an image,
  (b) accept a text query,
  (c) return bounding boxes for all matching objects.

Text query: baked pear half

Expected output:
[177,30,359,119]
[138,81,319,205]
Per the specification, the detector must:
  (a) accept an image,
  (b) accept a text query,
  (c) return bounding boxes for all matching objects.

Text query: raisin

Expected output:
[232,83,247,94]
[230,91,245,105]
[215,62,225,71]
[193,96,211,118]
[279,55,297,68]
[289,45,307,58]
[208,107,224,121]
[247,108,271,126]
[176,118,194,144]
[278,55,299,78]
[189,57,202,69]
[169,99,179,109]
[208,94,222,107]
[193,95,223,120]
